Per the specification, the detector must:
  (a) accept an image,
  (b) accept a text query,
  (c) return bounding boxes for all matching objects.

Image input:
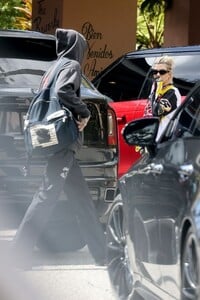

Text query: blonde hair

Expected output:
[153,56,174,71]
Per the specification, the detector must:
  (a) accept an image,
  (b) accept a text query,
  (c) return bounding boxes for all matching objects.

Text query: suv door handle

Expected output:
[117,115,127,124]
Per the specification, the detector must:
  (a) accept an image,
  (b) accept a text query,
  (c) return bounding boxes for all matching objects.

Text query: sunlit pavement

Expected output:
[0,230,116,300]
[26,263,115,300]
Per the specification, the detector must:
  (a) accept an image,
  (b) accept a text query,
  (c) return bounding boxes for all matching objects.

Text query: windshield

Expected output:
[0,35,56,89]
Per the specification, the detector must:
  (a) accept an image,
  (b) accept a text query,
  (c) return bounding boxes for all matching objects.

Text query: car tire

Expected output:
[181,227,200,299]
[106,194,134,300]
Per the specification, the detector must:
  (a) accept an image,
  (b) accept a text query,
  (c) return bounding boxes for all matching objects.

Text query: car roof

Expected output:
[125,45,200,58]
[0,29,55,41]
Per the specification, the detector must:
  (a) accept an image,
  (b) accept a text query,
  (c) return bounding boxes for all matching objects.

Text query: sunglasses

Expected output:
[151,69,169,75]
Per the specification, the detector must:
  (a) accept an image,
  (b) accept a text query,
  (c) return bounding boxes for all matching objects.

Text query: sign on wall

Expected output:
[32,0,63,33]
[81,21,113,78]
[32,0,137,80]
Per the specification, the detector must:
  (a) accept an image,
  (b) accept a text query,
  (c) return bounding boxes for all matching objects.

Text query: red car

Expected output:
[93,46,200,177]
[109,99,146,177]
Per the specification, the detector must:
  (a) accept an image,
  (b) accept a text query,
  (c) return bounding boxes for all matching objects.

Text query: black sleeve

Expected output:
[163,89,177,111]
[55,60,91,119]
[156,89,178,117]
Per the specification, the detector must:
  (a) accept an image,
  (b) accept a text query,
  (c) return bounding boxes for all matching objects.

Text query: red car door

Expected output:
[109,99,147,177]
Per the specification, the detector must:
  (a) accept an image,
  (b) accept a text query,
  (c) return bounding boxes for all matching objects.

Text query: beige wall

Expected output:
[189,0,200,45]
[32,0,137,80]
[164,0,200,46]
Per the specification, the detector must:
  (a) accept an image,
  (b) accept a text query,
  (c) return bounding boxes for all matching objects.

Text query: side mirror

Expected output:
[122,117,159,147]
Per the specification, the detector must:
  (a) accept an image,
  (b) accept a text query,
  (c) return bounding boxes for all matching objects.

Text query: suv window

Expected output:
[170,86,200,139]
[94,53,200,101]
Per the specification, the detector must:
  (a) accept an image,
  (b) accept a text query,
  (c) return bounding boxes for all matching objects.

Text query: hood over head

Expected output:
[55,28,87,64]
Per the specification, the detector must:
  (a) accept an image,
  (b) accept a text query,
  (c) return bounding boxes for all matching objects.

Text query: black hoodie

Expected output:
[52,28,90,119]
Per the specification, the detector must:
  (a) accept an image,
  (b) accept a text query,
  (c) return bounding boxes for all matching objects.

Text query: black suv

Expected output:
[0,30,118,251]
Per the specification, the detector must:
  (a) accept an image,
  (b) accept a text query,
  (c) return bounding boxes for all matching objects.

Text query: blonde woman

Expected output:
[145,56,181,140]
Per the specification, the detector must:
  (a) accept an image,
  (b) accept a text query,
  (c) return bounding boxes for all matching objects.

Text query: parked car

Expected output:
[106,80,200,299]
[93,46,200,177]
[0,29,118,251]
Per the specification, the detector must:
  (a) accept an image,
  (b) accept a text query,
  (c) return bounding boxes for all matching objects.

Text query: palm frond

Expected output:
[141,0,172,13]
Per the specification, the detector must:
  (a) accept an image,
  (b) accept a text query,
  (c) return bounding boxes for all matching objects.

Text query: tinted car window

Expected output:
[167,85,200,139]
[94,52,200,101]
[98,57,151,101]
[0,35,56,60]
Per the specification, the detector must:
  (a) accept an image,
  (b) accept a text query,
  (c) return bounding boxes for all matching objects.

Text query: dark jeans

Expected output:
[12,149,106,262]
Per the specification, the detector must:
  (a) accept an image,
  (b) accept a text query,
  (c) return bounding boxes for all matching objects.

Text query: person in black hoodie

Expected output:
[11,29,106,267]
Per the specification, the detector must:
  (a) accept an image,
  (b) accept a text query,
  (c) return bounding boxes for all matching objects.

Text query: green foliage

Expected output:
[0,0,31,29]
[137,0,165,49]
[15,0,32,30]
[140,0,172,12]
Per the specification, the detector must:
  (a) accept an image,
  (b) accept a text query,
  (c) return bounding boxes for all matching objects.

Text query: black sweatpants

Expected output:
[12,149,106,262]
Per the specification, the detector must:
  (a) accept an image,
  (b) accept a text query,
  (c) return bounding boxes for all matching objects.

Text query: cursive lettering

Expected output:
[37,0,46,15]
[87,42,113,59]
[84,59,104,78]
[82,22,102,41]
[33,8,60,33]
[81,21,114,79]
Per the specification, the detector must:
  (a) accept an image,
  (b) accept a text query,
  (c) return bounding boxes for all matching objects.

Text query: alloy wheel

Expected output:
[181,227,200,299]
[106,196,134,300]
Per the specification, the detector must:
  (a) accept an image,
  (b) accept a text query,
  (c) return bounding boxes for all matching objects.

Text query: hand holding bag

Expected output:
[24,59,79,157]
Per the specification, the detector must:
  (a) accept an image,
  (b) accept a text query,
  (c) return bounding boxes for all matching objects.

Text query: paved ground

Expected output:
[26,264,115,300]
[26,247,116,300]
[0,229,116,300]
